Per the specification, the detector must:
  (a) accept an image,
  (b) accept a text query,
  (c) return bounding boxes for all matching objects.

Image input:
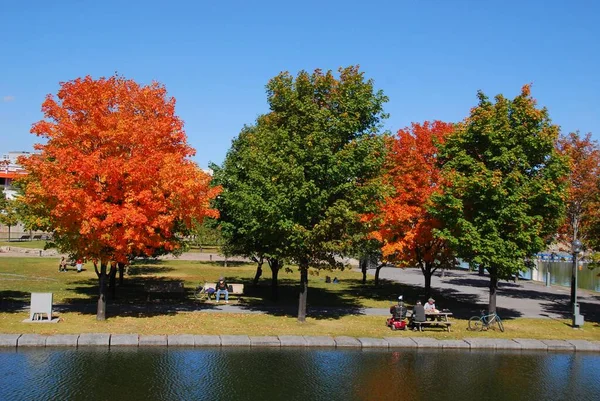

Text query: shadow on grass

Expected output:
[51,274,368,319]
[2,268,541,322]
[127,265,175,276]
[0,290,30,313]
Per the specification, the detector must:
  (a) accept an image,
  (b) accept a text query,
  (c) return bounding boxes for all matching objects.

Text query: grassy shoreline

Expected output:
[1,313,598,341]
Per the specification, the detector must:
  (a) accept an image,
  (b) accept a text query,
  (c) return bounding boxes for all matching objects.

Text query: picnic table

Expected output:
[412,311,453,332]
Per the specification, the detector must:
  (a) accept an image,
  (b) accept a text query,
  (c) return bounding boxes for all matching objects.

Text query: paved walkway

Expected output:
[375,267,600,321]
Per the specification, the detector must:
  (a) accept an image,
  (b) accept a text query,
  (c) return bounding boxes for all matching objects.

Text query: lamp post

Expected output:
[571,239,584,328]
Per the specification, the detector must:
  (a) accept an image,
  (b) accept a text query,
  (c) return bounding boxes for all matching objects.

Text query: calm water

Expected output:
[1,348,599,401]
[536,261,600,292]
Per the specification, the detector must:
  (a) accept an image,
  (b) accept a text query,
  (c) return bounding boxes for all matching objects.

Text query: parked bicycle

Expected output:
[468,310,504,332]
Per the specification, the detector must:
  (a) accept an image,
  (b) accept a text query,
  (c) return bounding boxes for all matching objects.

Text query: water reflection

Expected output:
[1,348,599,401]
[536,261,600,292]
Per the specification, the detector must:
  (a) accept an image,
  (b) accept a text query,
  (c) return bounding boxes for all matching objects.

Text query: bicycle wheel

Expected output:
[468,316,482,331]
[496,316,504,332]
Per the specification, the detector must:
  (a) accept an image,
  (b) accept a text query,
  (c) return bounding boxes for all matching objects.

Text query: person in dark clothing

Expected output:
[389,296,407,320]
[215,277,229,303]
[411,301,426,330]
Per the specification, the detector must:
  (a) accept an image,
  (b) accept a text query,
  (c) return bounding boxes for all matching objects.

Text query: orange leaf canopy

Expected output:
[20,76,219,263]
[369,121,454,265]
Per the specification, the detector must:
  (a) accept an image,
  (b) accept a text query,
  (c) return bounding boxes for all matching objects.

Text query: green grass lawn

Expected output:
[0,257,397,308]
[1,256,599,340]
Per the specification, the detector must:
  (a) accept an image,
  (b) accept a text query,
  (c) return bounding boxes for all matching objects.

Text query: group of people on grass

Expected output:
[389,296,440,330]
[58,256,84,273]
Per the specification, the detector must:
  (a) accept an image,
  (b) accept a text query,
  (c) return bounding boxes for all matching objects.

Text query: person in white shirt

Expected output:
[424,297,437,313]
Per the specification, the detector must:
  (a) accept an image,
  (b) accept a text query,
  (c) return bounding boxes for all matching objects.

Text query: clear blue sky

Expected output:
[1,0,598,169]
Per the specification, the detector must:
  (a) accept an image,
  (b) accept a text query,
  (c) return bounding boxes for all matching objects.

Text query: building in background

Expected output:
[1,151,29,200]
[1,151,33,240]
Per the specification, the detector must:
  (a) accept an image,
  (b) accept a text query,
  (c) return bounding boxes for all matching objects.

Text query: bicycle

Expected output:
[468,310,504,332]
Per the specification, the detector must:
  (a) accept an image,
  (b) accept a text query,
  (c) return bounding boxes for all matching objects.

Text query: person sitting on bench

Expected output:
[411,301,426,330]
[215,277,229,303]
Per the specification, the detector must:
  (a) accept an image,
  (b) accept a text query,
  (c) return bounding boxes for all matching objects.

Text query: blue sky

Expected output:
[1,0,598,169]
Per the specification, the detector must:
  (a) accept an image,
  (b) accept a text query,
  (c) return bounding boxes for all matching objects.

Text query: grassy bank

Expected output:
[1,257,598,340]
[0,312,597,341]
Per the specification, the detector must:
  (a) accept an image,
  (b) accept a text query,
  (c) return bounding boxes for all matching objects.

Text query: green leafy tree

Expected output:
[215,66,388,320]
[191,218,224,249]
[0,191,20,242]
[431,85,569,314]
[211,125,289,299]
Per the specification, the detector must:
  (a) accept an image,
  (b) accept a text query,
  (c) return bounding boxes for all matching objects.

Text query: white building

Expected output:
[1,151,29,199]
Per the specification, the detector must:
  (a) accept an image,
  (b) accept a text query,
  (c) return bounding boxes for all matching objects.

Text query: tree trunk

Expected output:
[297,260,309,322]
[7,226,10,242]
[252,257,263,287]
[109,263,117,299]
[97,261,108,321]
[118,262,125,286]
[421,261,437,296]
[424,270,432,296]
[478,265,485,276]
[488,270,498,315]
[269,259,280,302]
[374,263,385,286]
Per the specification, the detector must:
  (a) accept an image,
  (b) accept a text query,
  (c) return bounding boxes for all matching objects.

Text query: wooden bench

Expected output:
[145,281,185,301]
[195,282,244,302]
[412,320,453,332]
[32,234,43,240]
[18,235,31,241]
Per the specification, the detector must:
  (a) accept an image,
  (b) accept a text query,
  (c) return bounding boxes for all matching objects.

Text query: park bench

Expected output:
[32,234,43,240]
[18,235,31,241]
[145,281,185,301]
[412,320,453,332]
[195,282,245,302]
[411,311,453,332]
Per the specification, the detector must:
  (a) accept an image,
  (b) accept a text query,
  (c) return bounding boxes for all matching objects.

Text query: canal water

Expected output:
[1,347,599,401]
[535,261,600,292]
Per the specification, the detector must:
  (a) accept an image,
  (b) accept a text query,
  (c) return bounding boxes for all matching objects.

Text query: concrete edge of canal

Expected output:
[0,334,599,352]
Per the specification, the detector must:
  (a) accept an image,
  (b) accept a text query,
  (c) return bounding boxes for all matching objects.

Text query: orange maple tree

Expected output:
[19,75,220,319]
[556,132,600,305]
[556,132,600,246]
[367,121,455,294]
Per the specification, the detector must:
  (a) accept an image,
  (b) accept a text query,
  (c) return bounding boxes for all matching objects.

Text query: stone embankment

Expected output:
[0,246,59,257]
[1,334,598,352]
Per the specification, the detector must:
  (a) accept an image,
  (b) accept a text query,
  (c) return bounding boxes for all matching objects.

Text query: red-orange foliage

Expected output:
[557,132,600,246]
[20,76,220,264]
[369,121,454,269]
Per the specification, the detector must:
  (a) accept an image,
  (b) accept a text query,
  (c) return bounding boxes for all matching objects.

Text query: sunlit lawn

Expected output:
[1,257,599,340]
[0,257,397,308]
